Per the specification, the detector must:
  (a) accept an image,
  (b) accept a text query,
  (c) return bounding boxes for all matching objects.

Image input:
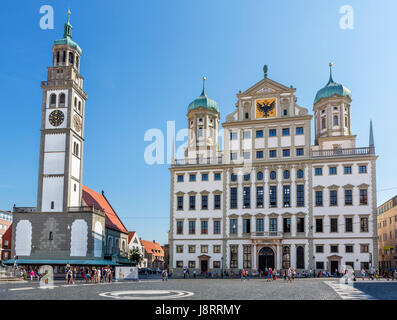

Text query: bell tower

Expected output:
[37,11,87,212]
[186,77,220,160]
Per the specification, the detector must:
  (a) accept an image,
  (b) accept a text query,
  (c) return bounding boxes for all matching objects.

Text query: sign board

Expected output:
[39,265,54,289]
[115,267,138,280]
[384,246,394,251]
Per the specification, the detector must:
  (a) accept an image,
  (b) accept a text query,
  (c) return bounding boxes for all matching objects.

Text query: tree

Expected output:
[128,248,143,266]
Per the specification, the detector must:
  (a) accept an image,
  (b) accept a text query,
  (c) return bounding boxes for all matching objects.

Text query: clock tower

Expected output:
[37,11,87,213]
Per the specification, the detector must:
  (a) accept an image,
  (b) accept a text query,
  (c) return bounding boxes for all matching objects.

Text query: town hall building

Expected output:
[169,64,378,275]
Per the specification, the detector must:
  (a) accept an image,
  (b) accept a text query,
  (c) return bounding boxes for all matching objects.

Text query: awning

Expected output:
[2,259,121,266]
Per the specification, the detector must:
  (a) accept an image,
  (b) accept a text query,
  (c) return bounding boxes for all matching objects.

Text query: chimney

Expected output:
[153,240,155,243]
[101,190,105,196]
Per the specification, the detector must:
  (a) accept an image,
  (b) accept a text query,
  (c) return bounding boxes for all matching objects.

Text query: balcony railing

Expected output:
[251,231,283,238]
[311,146,375,158]
[173,156,223,166]
[13,205,104,215]
[13,207,36,213]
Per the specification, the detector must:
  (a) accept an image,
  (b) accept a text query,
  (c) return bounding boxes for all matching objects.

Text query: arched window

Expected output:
[269,171,276,180]
[296,246,304,269]
[257,171,263,181]
[78,101,81,112]
[56,51,60,64]
[283,170,290,180]
[50,94,56,106]
[74,97,77,108]
[297,169,304,179]
[282,246,290,269]
[321,117,326,129]
[59,93,65,106]
[62,51,66,63]
[333,115,338,126]
[76,56,79,69]
[69,52,74,65]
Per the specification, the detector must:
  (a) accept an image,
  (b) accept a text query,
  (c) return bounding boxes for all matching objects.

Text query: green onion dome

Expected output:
[314,63,351,104]
[188,77,219,113]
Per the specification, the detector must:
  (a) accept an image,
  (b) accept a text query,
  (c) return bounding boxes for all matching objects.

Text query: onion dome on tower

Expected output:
[188,77,219,113]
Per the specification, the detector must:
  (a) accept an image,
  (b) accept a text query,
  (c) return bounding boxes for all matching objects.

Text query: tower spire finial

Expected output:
[369,119,375,147]
[328,62,334,84]
[263,65,268,78]
[64,9,73,39]
[201,76,206,95]
[67,9,71,23]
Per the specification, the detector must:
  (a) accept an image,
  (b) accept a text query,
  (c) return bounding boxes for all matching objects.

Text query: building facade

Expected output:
[140,240,164,270]
[0,211,12,261]
[128,232,147,268]
[6,14,129,268]
[377,196,397,272]
[169,65,378,275]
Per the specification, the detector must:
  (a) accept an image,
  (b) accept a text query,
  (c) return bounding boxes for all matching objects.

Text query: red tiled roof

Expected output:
[128,231,136,243]
[140,240,164,258]
[82,186,128,234]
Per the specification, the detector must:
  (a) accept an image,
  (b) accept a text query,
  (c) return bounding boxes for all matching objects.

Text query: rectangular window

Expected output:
[345,190,353,205]
[230,132,238,140]
[316,262,324,269]
[188,245,196,253]
[330,190,337,206]
[269,186,277,208]
[269,129,277,137]
[214,173,221,181]
[359,165,367,174]
[296,127,304,135]
[243,246,252,269]
[330,218,338,233]
[269,150,277,158]
[176,221,183,235]
[316,218,323,233]
[296,184,304,207]
[296,148,304,156]
[213,245,221,254]
[230,219,237,234]
[282,128,290,136]
[282,149,290,157]
[330,245,338,253]
[329,167,337,175]
[189,174,196,182]
[283,185,290,207]
[360,217,369,232]
[297,217,305,233]
[189,195,196,210]
[176,261,183,268]
[316,245,324,253]
[243,152,251,160]
[230,188,237,209]
[283,218,291,233]
[177,196,183,210]
[201,195,208,209]
[201,245,208,253]
[243,219,251,234]
[269,218,277,232]
[177,175,184,182]
[176,245,183,253]
[230,153,237,161]
[201,221,208,234]
[360,244,369,253]
[188,221,196,235]
[314,168,323,176]
[256,218,264,232]
[213,261,221,268]
[188,261,195,268]
[315,191,323,206]
[360,189,368,205]
[256,151,264,159]
[344,166,352,174]
[345,217,353,232]
[256,186,264,208]
[243,187,251,208]
[202,173,208,181]
[230,245,238,268]
[345,245,354,253]
[214,194,221,209]
[256,130,264,138]
[243,131,251,139]
[214,221,221,234]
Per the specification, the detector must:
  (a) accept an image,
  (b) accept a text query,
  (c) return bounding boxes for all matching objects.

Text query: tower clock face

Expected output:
[73,114,81,132]
[48,110,65,127]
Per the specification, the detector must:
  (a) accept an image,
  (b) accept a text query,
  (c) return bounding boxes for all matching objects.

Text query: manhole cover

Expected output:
[99,290,194,300]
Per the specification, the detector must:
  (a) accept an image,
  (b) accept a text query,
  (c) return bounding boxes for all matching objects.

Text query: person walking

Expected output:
[183,269,187,279]
[193,270,196,279]
[292,268,296,282]
[288,268,292,283]
[241,269,245,281]
[361,268,366,280]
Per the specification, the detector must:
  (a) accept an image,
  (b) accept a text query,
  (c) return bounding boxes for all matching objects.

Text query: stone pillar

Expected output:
[291,214,297,237]
[253,244,257,271]
[291,244,297,268]
[277,244,282,270]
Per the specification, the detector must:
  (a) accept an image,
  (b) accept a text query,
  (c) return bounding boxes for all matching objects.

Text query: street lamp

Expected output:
[221,257,224,278]
[313,255,316,278]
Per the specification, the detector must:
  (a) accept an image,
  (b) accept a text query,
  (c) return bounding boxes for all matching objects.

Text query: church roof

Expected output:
[82,186,128,234]
[188,77,219,113]
[314,64,351,104]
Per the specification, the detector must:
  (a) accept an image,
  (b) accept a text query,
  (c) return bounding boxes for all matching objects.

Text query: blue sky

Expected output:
[0,0,396,245]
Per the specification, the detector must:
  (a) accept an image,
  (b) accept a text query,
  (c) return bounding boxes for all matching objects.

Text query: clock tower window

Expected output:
[50,94,56,107]
[59,93,66,107]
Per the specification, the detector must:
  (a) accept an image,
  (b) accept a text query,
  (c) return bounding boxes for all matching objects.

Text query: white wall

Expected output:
[41,176,64,212]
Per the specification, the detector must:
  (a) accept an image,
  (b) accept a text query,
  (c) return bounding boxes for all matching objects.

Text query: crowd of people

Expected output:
[65,264,114,284]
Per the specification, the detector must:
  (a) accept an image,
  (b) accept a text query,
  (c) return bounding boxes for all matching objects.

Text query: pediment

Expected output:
[240,77,294,97]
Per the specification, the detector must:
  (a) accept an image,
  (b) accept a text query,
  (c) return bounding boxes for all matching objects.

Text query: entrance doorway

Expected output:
[201,260,208,273]
[330,261,339,274]
[258,247,275,271]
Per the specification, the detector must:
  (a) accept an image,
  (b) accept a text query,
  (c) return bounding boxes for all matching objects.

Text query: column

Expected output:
[253,244,257,271]
[264,167,269,209]
[277,244,282,270]
[291,244,297,268]
[291,214,297,237]
[277,166,283,208]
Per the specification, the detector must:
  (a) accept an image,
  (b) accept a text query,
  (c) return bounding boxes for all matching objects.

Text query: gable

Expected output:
[241,77,294,97]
